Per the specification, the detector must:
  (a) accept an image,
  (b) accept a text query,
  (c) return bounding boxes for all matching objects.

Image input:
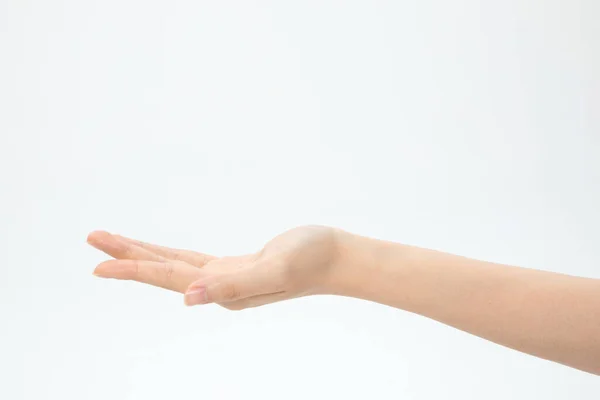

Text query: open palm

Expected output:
[88,225,341,310]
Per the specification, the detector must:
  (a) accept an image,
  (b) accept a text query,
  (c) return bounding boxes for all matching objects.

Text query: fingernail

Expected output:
[185,287,208,306]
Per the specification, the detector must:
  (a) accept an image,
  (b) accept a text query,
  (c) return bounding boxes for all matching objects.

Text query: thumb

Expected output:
[184,269,278,306]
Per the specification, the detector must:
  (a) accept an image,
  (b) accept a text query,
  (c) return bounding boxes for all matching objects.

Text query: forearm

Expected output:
[331,231,600,375]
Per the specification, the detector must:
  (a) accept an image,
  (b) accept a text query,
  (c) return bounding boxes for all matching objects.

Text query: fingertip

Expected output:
[92,260,109,278]
[87,230,111,245]
[92,259,132,279]
[184,286,208,306]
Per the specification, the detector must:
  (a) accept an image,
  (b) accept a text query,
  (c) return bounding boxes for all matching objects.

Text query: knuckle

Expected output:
[219,283,240,302]
[121,246,132,259]
[171,248,182,261]
[115,241,132,259]
[163,262,175,283]
[131,260,140,279]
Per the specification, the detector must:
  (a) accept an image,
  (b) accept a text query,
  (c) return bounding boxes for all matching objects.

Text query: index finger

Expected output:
[93,259,205,293]
[114,234,217,267]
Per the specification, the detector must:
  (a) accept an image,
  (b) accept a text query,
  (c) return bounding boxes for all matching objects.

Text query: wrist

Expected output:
[327,230,410,300]
[327,230,427,313]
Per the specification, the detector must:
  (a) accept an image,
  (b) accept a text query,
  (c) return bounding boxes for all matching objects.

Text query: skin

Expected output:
[88,225,600,375]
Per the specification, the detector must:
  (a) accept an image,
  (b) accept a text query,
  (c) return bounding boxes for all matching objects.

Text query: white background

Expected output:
[1,0,599,398]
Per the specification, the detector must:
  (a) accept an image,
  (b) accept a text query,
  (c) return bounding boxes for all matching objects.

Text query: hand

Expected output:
[88,225,343,310]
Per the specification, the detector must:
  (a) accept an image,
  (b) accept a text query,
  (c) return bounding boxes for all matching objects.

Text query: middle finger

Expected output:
[87,231,167,262]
